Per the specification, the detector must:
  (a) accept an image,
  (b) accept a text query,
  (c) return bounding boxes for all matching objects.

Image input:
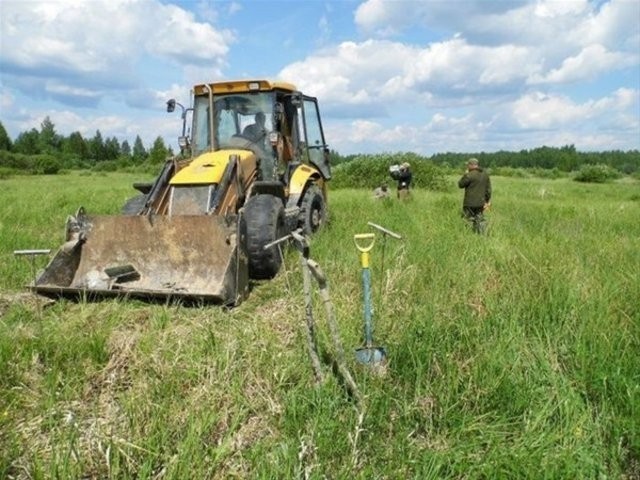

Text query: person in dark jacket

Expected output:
[243,112,267,142]
[458,158,491,234]
[390,162,412,199]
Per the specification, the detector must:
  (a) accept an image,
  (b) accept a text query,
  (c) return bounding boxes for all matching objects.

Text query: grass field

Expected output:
[1,171,639,479]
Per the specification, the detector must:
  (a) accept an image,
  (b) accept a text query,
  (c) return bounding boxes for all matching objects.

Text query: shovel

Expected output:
[354,233,387,365]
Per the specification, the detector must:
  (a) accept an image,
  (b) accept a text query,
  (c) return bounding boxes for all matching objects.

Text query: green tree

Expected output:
[557,144,578,171]
[132,135,147,163]
[13,128,40,155]
[120,139,132,158]
[104,136,121,161]
[90,130,105,163]
[38,116,61,154]
[63,131,89,159]
[0,122,12,151]
[148,136,169,164]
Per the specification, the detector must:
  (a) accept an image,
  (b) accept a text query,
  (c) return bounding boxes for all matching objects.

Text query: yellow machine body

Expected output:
[32,79,332,305]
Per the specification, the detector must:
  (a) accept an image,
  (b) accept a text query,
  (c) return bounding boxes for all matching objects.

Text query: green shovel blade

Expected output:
[355,346,387,365]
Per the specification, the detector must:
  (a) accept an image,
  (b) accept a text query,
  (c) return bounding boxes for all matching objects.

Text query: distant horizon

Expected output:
[3,116,639,161]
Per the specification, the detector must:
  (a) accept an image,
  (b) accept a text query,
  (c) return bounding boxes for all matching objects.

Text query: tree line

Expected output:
[1,118,638,177]
[331,145,639,175]
[0,118,172,175]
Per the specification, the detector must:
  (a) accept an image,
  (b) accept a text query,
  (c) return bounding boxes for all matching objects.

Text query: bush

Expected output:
[330,153,447,191]
[531,167,565,179]
[0,151,64,174]
[573,164,621,183]
[0,150,34,170]
[33,155,62,175]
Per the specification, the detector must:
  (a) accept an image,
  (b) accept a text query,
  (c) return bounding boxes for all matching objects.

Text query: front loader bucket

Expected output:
[32,211,248,305]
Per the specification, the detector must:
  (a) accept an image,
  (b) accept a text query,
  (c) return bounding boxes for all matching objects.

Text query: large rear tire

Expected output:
[298,184,326,235]
[244,194,287,280]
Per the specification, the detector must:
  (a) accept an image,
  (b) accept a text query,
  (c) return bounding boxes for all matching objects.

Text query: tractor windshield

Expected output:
[192,92,275,157]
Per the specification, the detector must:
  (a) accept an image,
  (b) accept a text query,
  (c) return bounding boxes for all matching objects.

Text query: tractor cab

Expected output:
[187,80,331,183]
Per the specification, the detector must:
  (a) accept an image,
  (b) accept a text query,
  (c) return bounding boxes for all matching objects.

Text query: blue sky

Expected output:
[1,0,639,155]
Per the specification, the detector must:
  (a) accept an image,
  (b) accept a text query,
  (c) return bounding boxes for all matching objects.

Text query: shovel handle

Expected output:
[13,249,51,256]
[367,222,402,240]
[353,233,375,253]
[354,233,375,268]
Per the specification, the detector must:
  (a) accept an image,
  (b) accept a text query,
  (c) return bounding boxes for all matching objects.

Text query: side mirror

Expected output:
[178,136,190,149]
[166,99,176,113]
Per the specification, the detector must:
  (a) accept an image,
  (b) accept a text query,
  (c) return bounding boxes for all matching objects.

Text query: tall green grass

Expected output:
[1,172,638,478]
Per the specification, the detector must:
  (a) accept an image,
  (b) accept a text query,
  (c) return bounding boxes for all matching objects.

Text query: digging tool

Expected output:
[264,229,324,383]
[354,233,386,365]
[306,258,362,403]
[14,249,52,283]
[291,231,324,384]
[267,230,361,400]
[367,222,402,295]
[14,249,52,318]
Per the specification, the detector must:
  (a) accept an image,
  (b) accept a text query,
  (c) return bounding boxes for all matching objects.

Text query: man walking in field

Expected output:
[458,158,491,234]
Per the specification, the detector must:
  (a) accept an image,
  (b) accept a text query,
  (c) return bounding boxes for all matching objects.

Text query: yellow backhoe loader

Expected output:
[32,80,331,305]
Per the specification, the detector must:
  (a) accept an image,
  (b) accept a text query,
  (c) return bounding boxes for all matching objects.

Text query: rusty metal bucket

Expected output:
[32,209,248,305]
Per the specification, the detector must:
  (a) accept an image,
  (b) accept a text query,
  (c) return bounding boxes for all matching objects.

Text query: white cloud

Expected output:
[513,92,585,129]
[570,0,640,51]
[354,0,408,36]
[281,37,538,112]
[146,3,233,63]
[287,0,639,153]
[280,40,417,107]
[348,120,384,143]
[531,44,638,84]
[327,111,492,154]
[404,38,537,91]
[355,0,524,38]
[592,87,639,113]
[326,84,638,154]
[353,0,638,69]
[533,0,589,19]
[512,88,639,130]
[0,0,234,105]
